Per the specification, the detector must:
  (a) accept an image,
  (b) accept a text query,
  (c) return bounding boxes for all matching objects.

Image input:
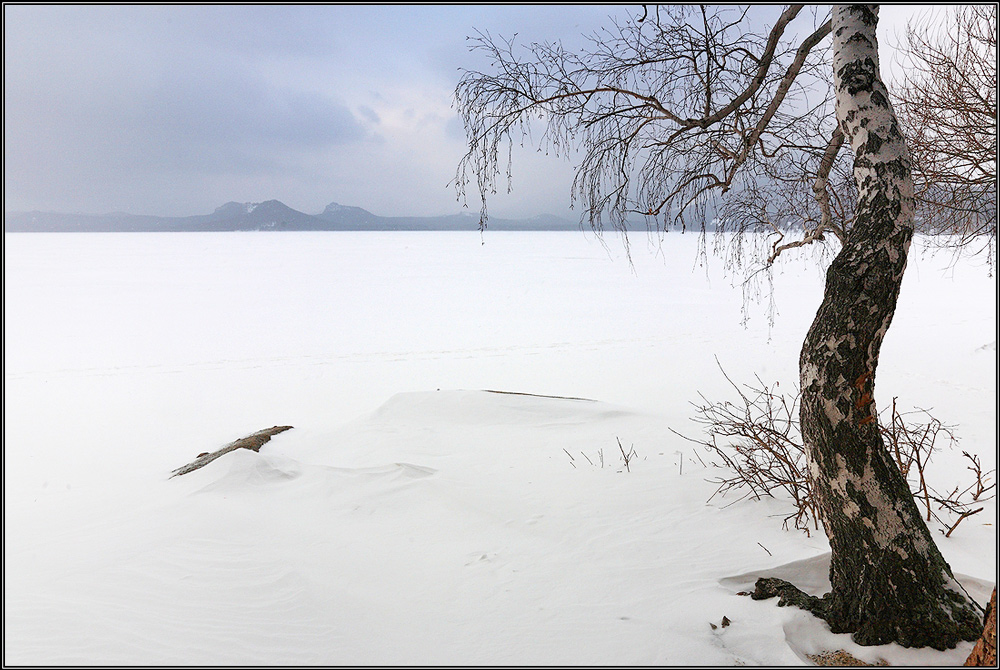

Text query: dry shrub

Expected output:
[674,365,996,536]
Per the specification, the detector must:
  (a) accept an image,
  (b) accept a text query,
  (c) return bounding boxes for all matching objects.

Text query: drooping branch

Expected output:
[690,5,804,129]
[454,5,838,246]
[765,124,847,264]
[725,18,833,190]
[811,125,846,235]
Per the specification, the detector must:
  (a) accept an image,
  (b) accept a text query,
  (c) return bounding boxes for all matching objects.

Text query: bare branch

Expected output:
[676,368,994,536]
[893,5,997,265]
[454,5,837,244]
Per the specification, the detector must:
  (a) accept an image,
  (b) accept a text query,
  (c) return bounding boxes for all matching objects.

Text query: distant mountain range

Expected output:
[3,200,588,232]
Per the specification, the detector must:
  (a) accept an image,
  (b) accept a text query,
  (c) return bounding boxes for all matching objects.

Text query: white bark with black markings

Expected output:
[790,4,981,649]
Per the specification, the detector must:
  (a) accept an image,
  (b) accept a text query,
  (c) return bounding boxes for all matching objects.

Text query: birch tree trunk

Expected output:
[759,5,982,649]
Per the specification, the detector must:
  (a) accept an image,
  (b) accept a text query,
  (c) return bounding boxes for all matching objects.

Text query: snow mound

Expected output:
[369,389,624,427]
[720,552,833,596]
[4,385,992,665]
[184,448,437,497]
[191,449,303,492]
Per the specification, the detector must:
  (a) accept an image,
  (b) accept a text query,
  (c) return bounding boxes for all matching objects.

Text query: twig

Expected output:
[617,437,634,473]
[945,507,983,538]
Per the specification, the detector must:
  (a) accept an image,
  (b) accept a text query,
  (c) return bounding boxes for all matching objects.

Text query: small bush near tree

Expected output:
[674,364,995,537]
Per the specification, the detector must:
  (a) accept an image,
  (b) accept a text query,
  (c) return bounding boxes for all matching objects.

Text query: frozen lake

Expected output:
[3,231,996,664]
[1,231,802,480]
[5,231,994,480]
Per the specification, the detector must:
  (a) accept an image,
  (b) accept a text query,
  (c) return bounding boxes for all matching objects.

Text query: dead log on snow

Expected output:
[170,425,293,478]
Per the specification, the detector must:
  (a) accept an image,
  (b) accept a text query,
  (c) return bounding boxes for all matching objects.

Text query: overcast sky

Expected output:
[4,5,931,219]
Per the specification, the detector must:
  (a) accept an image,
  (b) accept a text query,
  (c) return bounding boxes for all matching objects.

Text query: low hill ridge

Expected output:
[5,200,584,232]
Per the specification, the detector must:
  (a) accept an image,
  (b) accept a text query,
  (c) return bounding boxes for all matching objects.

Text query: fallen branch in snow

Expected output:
[170,425,294,478]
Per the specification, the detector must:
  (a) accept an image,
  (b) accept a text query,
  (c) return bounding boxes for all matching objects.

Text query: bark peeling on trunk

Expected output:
[752,5,982,650]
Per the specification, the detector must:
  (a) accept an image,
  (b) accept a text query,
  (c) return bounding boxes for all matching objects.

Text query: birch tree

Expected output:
[454,4,985,649]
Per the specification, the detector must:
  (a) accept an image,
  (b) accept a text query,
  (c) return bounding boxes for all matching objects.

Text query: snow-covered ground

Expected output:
[3,231,996,665]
